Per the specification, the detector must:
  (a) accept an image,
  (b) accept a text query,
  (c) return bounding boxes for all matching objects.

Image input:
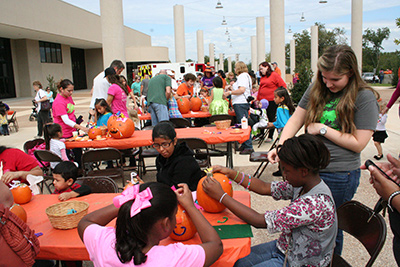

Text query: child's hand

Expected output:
[58,192,73,201]
[212,165,235,178]
[202,176,225,201]
[267,122,274,128]
[174,183,194,209]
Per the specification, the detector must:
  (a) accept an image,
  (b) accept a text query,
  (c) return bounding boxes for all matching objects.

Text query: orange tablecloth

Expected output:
[65,126,250,150]
[24,192,251,266]
[139,110,236,120]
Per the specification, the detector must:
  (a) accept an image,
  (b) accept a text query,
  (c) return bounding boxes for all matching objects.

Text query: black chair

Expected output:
[23,138,45,154]
[7,111,18,132]
[76,176,119,193]
[81,148,125,187]
[249,134,280,178]
[331,200,387,267]
[177,138,211,168]
[33,150,64,193]
[137,126,159,177]
[170,117,191,128]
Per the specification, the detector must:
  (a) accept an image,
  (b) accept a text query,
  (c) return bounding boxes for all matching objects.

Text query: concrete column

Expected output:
[290,39,296,75]
[352,0,363,73]
[100,0,126,76]
[311,25,318,81]
[251,36,257,72]
[197,30,204,64]
[256,17,265,65]
[174,5,186,63]
[219,53,224,71]
[270,0,285,80]
[209,43,215,67]
[228,57,232,73]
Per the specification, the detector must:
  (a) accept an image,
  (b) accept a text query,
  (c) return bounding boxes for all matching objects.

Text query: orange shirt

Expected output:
[177,83,193,96]
[274,67,282,77]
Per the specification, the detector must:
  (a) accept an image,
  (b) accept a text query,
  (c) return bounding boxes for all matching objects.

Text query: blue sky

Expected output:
[63,0,400,64]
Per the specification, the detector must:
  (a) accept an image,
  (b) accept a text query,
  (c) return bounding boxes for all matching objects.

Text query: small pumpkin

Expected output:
[197,173,233,213]
[11,183,32,204]
[177,98,190,114]
[107,114,135,139]
[190,96,202,112]
[169,204,197,241]
[88,127,102,139]
[10,203,27,222]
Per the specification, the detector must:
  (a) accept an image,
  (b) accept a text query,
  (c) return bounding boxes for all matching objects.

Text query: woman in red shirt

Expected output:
[258,62,287,141]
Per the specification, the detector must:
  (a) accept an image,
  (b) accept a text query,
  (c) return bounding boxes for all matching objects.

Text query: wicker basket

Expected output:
[215,120,231,130]
[46,201,89,230]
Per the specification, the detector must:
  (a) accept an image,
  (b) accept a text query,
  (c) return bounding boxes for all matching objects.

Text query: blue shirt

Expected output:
[273,105,291,129]
[97,112,112,126]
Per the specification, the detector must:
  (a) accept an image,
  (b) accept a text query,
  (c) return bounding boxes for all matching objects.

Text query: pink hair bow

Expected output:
[113,184,153,217]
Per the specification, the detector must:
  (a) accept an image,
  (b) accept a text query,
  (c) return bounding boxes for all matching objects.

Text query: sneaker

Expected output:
[272,170,282,176]
[239,148,254,155]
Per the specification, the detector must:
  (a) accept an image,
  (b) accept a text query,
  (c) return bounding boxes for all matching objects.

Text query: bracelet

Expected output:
[233,171,240,182]
[219,193,228,203]
[388,191,400,211]
[238,172,245,185]
[246,175,252,190]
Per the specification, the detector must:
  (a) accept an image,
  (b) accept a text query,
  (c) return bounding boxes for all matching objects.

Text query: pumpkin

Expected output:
[177,98,190,114]
[169,204,197,241]
[88,127,102,139]
[11,183,32,204]
[10,203,27,222]
[190,96,202,112]
[197,173,233,213]
[107,114,135,139]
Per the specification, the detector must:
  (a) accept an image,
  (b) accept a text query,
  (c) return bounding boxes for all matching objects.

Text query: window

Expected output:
[39,41,62,63]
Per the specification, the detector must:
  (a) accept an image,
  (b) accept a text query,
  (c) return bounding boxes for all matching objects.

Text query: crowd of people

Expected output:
[2,44,400,267]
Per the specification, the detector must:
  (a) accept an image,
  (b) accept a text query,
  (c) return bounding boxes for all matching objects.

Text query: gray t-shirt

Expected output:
[141,78,150,97]
[298,86,379,172]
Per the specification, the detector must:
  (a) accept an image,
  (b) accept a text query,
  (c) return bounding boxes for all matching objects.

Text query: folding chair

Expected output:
[7,110,18,132]
[177,138,211,168]
[23,138,45,154]
[170,117,191,128]
[137,126,159,177]
[250,132,281,178]
[33,150,63,193]
[331,200,387,267]
[76,176,119,193]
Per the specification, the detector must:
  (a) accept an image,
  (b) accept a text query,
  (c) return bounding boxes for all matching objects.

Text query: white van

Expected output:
[138,62,196,84]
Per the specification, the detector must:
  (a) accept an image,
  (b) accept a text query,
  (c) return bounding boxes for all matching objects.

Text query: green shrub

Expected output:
[290,62,314,104]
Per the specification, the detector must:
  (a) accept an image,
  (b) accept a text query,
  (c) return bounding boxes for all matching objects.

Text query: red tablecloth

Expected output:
[65,126,250,150]
[24,192,251,266]
[139,110,236,121]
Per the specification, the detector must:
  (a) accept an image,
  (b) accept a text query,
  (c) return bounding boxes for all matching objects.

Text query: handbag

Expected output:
[41,100,51,111]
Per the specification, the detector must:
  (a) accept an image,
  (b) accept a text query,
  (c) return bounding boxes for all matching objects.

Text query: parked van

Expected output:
[138,62,196,84]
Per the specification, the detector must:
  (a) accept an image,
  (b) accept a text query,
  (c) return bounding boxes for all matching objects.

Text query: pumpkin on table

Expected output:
[10,203,27,222]
[88,127,102,140]
[107,113,135,139]
[190,96,202,112]
[177,98,190,114]
[10,183,32,204]
[169,204,197,241]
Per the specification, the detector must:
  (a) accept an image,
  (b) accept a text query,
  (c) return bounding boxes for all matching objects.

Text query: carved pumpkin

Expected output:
[169,204,197,241]
[10,203,27,222]
[197,173,233,213]
[11,183,32,204]
[88,127,102,139]
[177,98,190,114]
[190,96,202,112]
[107,114,135,139]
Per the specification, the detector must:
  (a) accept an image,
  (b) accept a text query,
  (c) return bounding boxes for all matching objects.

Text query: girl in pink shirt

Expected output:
[105,69,129,118]
[78,182,222,267]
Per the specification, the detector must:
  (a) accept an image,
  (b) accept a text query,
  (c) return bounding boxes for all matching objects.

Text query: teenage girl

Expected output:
[78,182,223,267]
[94,98,113,127]
[267,87,295,133]
[44,123,69,169]
[203,134,337,267]
[268,45,379,255]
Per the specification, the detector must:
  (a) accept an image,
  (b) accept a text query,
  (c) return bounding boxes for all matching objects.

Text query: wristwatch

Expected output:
[319,125,328,136]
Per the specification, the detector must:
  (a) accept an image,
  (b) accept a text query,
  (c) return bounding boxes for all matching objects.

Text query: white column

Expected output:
[256,17,265,65]
[228,57,232,73]
[352,0,363,73]
[174,5,186,63]
[100,0,126,76]
[270,0,285,80]
[219,53,224,71]
[311,25,318,81]
[290,39,296,75]
[197,30,204,64]
[209,43,215,67]
[251,36,257,72]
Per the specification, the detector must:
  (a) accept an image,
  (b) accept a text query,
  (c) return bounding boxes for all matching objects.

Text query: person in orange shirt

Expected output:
[176,73,197,99]
[272,62,282,77]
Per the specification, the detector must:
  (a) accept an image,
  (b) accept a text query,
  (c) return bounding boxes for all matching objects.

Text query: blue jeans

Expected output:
[234,240,286,267]
[320,169,361,255]
[233,103,253,149]
[148,103,169,126]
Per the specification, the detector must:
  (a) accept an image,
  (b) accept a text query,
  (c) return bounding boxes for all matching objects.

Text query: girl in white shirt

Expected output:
[372,100,388,160]
[44,123,69,169]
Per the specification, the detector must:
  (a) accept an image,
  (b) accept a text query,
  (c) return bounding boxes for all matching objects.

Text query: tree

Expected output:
[394,18,400,45]
[290,60,314,104]
[362,27,390,73]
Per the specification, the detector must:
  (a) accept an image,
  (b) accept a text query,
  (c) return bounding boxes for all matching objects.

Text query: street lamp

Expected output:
[221,16,227,25]
[216,1,223,9]
[300,12,306,22]
[288,26,292,33]
[319,0,327,3]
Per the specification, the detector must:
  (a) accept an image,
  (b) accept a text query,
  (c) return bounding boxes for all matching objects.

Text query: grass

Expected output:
[370,83,393,87]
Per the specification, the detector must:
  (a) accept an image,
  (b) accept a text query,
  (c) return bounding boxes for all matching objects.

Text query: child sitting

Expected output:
[209,77,229,115]
[52,161,91,201]
[94,98,113,127]
[372,100,388,160]
[78,182,223,266]
[250,99,269,139]
[128,108,141,130]
[199,88,211,110]
[0,108,9,136]
[44,123,69,169]
[203,134,337,267]
[267,87,295,133]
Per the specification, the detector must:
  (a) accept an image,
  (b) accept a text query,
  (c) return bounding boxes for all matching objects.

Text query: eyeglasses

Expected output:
[152,140,173,149]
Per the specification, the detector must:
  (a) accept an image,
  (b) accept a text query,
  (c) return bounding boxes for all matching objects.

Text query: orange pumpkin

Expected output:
[11,183,32,204]
[169,204,197,241]
[177,98,190,114]
[197,173,233,213]
[10,203,27,222]
[88,127,102,139]
[190,96,202,112]
[107,114,135,139]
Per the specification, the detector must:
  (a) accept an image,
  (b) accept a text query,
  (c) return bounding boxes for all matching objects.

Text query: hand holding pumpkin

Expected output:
[1,171,23,184]
[202,176,225,201]
[174,183,195,210]
[212,165,236,179]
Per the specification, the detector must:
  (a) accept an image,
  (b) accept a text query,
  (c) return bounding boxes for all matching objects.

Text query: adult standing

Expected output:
[33,81,51,138]
[258,62,287,142]
[105,68,130,118]
[272,62,282,77]
[268,45,379,255]
[140,73,150,97]
[147,70,172,126]
[382,79,400,117]
[131,76,141,96]
[224,61,254,154]
[167,70,178,94]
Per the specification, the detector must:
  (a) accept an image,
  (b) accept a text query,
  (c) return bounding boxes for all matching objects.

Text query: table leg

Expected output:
[227,142,233,168]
